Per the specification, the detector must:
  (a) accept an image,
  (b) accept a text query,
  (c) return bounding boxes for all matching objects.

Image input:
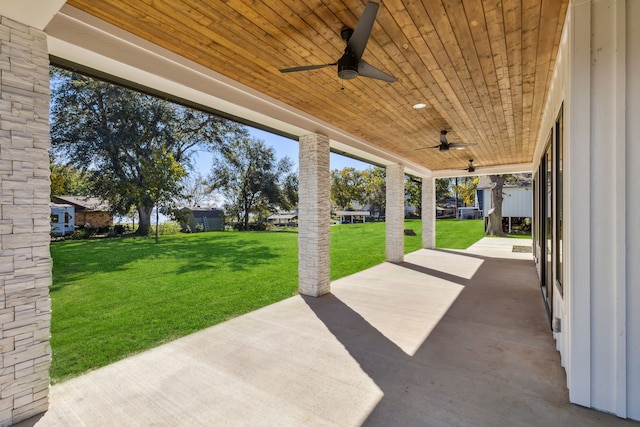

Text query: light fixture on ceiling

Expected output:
[412,103,427,109]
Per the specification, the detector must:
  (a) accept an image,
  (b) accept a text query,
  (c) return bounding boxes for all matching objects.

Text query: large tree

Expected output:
[330,167,365,209]
[209,135,292,231]
[177,174,220,208]
[278,172,299,212]
[485,173,532,236]
[455,176,479,207]
[436,178,453,204]
[362,167,386,216]
[50,68,242,235]
[405,176,421,216]
[486,175,506,236]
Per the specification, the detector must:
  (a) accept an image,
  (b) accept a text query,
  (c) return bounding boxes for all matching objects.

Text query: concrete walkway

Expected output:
[21,238,637,426]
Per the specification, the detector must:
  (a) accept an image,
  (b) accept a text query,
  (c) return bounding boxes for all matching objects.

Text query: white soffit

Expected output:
[0,1,66,30]
[45,5,432,178]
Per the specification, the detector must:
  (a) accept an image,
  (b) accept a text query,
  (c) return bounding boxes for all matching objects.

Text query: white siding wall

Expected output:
[534,0,640,419]
[626,0,640,419]
[481,187,532,218]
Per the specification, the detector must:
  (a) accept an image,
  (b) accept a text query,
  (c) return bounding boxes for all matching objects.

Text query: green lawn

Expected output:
[49,219,482,382]
[435,219,485,249]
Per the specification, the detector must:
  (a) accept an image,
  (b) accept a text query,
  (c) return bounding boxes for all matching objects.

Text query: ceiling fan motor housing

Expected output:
[340,28,354,42]
[338,55,359,80]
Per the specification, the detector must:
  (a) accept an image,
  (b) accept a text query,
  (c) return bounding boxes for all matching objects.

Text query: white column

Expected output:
[298,134,330,297]
[565,0,592,409]
[421,177,436,249]
[0,17,52,425]
[586,0,628,416]
[626,0,640,420]
[385,164,405,263]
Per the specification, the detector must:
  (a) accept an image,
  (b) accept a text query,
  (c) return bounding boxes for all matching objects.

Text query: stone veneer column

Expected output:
[0,17,52,425]
[385,164,405,263]
[421,176,435,248]
[298,134,330,297]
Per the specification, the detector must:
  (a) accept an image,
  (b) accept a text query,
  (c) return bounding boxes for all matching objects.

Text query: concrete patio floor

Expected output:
[21,238,638,426]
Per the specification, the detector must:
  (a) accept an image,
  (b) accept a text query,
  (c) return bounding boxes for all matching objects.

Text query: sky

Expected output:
[192,126,374,179]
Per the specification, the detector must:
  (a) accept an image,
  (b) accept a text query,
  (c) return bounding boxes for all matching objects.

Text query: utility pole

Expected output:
[454,176,459,219]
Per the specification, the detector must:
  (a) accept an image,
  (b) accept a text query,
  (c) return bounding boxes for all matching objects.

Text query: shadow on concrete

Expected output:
[304,253,637,426]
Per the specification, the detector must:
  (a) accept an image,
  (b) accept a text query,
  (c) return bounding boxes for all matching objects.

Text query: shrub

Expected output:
[231,221,267,231]
[157,222,181,235]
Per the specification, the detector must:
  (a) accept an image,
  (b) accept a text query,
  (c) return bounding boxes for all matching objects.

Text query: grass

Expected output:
[435,219,485,249]
[50,232,299,382]
[49,219,482,382]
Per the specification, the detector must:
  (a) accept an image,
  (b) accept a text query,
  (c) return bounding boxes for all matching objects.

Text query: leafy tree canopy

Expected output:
[455,176,479,207]
[436,178,452,203]
[405,176,421,215]
[50,156,90,197]
[208,134,293,230]
[330,167,366,210]
[279,172,299,212]
[362,167,386,216]
[50,67,243,235]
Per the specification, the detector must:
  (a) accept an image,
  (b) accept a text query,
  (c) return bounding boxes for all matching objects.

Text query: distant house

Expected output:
[267,213,298,227]
[51,196,112,229]
[335,210,370,224]
[436,206,456,218]
[476,177,532,233]
[179,207,224,232]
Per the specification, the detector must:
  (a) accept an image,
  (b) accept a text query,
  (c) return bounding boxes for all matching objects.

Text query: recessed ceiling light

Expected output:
[412,103,427,109]
[456,147,466,150]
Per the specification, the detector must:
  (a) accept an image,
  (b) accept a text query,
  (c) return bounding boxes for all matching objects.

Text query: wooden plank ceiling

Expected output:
[66,0,568,173]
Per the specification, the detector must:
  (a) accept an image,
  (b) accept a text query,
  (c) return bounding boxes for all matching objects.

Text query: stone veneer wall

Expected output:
[385,164,405,263]
[0,17,52,426]
[421,176,435,249]
[298,134,330,297]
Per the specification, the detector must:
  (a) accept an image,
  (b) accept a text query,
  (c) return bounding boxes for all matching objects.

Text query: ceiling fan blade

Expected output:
[347,2,379,61]
[449,142,477,148]
[416,145,441,150]
[279,63,335,73]
[358,61,396,82]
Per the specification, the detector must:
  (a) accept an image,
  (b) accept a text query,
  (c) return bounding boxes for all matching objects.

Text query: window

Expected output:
[555,105,563,295]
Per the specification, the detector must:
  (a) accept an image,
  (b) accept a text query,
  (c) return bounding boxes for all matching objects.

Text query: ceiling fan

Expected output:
[279,2,396,83]
[464,159,477,173]
[420,130,478,152]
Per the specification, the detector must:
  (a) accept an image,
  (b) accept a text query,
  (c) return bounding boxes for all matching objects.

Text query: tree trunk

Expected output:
[243,209,250,231]
[486,175,506,236]
[137,205,154,235]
